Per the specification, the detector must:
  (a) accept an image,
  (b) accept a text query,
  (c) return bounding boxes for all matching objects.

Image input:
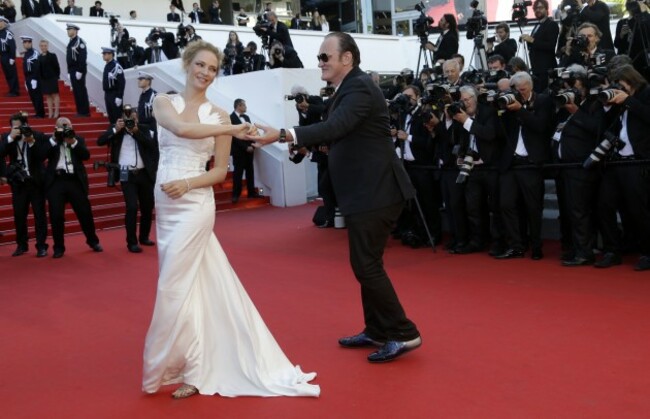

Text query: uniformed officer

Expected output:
[20,36,45,118]
[66,24,90,116]
[0,17,19,96]
[101,47,124,124]
[136,71,157,137]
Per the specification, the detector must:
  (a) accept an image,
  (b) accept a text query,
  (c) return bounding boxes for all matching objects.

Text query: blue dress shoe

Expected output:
[367,337,422,363]
[338,332,383,348]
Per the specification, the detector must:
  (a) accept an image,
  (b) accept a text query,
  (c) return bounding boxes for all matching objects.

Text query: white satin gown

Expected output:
[142,95,320,397]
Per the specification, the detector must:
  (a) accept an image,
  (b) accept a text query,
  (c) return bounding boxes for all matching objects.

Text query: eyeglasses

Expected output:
[317,53,332,63]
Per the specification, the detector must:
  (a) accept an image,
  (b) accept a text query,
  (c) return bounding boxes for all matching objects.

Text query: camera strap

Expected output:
[16,141,30,175]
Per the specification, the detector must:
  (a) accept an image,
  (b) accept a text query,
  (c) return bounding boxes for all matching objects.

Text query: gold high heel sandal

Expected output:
[171,384,198,399]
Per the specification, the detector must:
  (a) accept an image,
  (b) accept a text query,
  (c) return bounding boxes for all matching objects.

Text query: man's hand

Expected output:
[520,34,534,44]
[245,123,280,145]
[64,137,76,146]
[564,102,579,114]
[9,127,20,140]
[608,89,629,105]
[296,101,309,112]
[30,79,37,90]
[506,99,523,112]
[115,98,122,107]
[115,118,125,132]
[396,130,408,141]
[452,108,469,124]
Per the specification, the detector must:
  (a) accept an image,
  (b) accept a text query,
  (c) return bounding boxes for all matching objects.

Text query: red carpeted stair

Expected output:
[0,58,268,245]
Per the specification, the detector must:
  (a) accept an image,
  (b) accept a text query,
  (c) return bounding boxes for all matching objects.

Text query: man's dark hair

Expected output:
[9,112,27,125]
[508,56,529,72]
[488,54,506,66]
[403,84,421,96]
[443,14,457,33]
[613,64,648,92]
[247,41,257,50]
[234,98,245,109]
[495,22,510,34]
[450,53,465,68]
[326,32,361,67]
[533,0,549,12]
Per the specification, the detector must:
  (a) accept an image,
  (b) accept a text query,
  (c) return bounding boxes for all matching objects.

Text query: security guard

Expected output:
[101,47,125,124]
[20,36,45,118]
[136,71,157,136]
[66,24,90,116]
[0,17,19,96]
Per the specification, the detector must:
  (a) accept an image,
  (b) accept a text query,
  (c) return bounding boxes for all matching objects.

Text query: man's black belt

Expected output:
[614,154,635,161]
[55,169,76,178]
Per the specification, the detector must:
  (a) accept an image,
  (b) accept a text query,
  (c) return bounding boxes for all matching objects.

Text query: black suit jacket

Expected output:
[39,0,62,15]
[89,5,103,16]
[559,98,610,162]
[528,18,559,76]
[489,38,517,64]
[269,22,293,48]
[433,30,459,62]
[21,0,41,17]
[458,104,502,167]
[294,67,415,215]
[620,86,650,160]
[500,93,554,170]
[401,111,435,166]
[97,125,159,182]
[167,12,181,22]
[229,112,252,158]
[1,130,48,185]
[44,136,91,193]
[580,0,614,51]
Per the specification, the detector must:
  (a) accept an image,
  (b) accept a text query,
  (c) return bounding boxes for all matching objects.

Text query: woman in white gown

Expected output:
[142,41,320,399]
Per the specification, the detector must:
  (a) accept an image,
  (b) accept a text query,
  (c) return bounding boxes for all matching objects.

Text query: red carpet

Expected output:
[2,203,650,418]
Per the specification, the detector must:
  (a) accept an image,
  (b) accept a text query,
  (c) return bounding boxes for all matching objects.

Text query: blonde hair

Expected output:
[181,40,223,72]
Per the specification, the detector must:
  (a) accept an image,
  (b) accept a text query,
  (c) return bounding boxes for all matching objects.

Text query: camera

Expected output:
[571,34,589,52]
[148,27,162,43]
[456,149,479,184]
[512,1,532,25]
[413,1,434,43]
[388,93,413,113]
[5,161,30,185]
[583,131,626,168]
[447,100,465,115]
[560,0,583,27]
[285,93,307,103]
[54,126,75,143]
[320,86,335,97]
[554,88,581,106]
[466,0,487,40]
[253,14,272,48]
[122,105,136,129]
[461,69,485,86]
[486,36,496,43]
[109,16,119,28]
[496,90,522,110]
[14,124,33,141]
[93,160,120,187]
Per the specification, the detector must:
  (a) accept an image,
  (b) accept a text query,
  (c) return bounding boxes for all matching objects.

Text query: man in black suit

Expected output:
[66,24,90,116]
[40,0,62,15]
[520,0,559,92]
[20,0,41,17]
[266,11,293,48]
[250,32,421,363]
[230,99,259,202]
[45,117,102,258]
[63,0,82,15]
[98,107,158,253]
[167,5,181,22]
[495,71,553,260]
[579,0,614,50]
[559,22,615,67]
[88,0,103,17]
[188,2,204,23]
[1,112,49,257]
[426,13,458,64]
[487,22,517,64]
[290,13,302,29]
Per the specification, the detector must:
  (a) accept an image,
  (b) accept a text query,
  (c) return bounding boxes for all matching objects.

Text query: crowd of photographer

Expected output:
[379,0,650,271]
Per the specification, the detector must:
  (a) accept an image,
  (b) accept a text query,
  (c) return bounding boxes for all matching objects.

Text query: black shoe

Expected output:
[36,249,48,258]
[634,255,650,271]
[494,248,525,259]
[6,92,18,97]
[317,220,333,229]
[488,243,505,257]
[454,243,481,255]
[139,239,156,246]
[127,244,143,253]
[595,252,622,268]
[561,250,575,262]
[367,337,422,363]
[562,257,594,267]
[74,113,90,117]
[531,248,544,260]
[12,247,27,257]
[91,243,103,252]
[232,196,239,203]
[52,250,64,258]
[248,193,262,199]
[338,332,384,348]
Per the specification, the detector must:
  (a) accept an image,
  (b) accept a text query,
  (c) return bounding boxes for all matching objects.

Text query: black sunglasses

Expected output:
[316,53,332,63]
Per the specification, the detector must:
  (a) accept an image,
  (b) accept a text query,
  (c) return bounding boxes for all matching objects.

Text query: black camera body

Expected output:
[54,127,76,144]
[571,34,589,52]
[285,93,307,103]
[554,87,582,106]
[512,1,532,25]
[388,93,413,113]
[5,161,30,185]
[413,1,434,42]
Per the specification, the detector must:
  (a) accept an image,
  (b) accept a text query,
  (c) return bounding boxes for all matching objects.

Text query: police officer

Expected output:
[20,36,45,118]
[0,17,19,96]
[66,24,90,116]
[101,47,124,124]
[137,71,157,137]
[1,112,49,257]
[97,106,158,253]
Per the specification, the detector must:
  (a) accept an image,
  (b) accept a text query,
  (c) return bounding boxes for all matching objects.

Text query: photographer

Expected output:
[209,0,222,24]
[451,85,503,255]
[578,0,614,50]
[0,0,17,22]
[110,20,131,69]
[487,22,517,64]
[233,41,266,74]
[594,65,650,270]
[560,22,614,67]
[555,65,610,266]
[97,105,158,253]
[101,47,125,124]
[45,117,102,258]
[266,11,294,48]
[148,27,179,61]
[425,14,459,64]
[223,31,243,75]
[625,0,650,81]
[129,37,145,66]
[520,0,559,92]
[393,86,441,248]
[1,112,49,257]
[268,41,303,69]
[188,2,205,24]
[495,71,553,260]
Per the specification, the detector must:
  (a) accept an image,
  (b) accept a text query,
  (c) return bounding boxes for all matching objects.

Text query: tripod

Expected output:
[514,21,531,69]
[394,107,436,252]
[469,34,488,71]
[415,35,435,80]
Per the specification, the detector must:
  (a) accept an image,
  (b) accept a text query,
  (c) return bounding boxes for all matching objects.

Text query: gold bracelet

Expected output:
[184,178,191,193]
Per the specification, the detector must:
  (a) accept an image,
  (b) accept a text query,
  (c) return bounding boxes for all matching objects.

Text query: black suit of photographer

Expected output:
[559,45,614,67]
[1,128,49,254]
[44,135,100,254]
[499,92,553,255]
[268,44,303,69]
[268,21,293,48]
[433,30,459,62]
[580,0,614,50]
[558,96,609,262]
[457,103,503,252]
[626,13,650,81]
[98,120,158,248]
[528,18,559,92]
[489,38,517,64]
[598,86,650,260]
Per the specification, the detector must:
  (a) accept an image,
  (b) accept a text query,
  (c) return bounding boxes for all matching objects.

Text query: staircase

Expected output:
[0,58,268,246]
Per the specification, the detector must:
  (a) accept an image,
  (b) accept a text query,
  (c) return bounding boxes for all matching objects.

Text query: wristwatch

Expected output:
[278,128,287,143]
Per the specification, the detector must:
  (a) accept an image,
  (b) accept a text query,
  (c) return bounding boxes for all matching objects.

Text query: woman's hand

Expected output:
[245,123,280,146]
[161,179,191,199]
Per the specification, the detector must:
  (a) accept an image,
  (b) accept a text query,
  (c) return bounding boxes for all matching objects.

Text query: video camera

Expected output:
[413,1,434,44]
[512,1,532,26]
[253,13,272,48]
[466,0,487,40]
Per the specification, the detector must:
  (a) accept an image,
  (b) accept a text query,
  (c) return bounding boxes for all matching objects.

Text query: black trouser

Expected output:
[563,167,601,260]
[120,169,154,246]
[598,162,650,256]
[69,71,90,115]
[465,167,502,248]
[440,168,467,246]
[318,165,337,223]
[232,151,255,198]
[25,77,45,117]
[405,162,441,243]
[1,54,19,94]
[345,202,420,342]
[10,179,48,251]
[104,91,121,124]
[47,174,99,253]
[500,162,545,252]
